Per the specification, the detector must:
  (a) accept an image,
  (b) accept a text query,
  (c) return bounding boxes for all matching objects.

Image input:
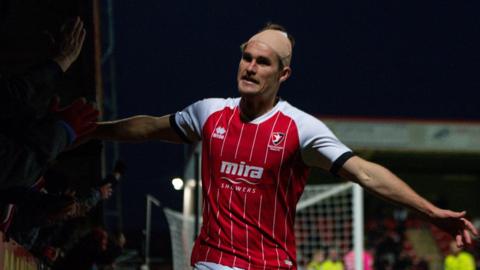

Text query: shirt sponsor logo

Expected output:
[220,161,263,185]
[220,183,256,193]
[212,126,226,139]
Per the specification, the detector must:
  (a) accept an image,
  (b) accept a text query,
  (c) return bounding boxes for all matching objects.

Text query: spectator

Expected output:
[96,230,127,269]
[24,168,115,265]
[53,227,110,270]
[307,249,326,270]
[374,230,402,270]
[394,249,413,270]
[343,248,374,270]
[1,17,87,128]
[0,16,98,236]
[0,16,96,189]
[412,256,429,270]
[0,96,98,234]
[322,248,344,270]
[444,240,475,270]
[8,186,77,249]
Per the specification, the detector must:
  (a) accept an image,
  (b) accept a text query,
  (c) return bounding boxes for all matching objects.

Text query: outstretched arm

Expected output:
[93,114,183,143]
[338,156,478,247]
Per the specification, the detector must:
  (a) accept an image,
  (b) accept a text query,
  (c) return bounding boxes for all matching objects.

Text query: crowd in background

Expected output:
[306,209,480,270]
[0,15,125,269]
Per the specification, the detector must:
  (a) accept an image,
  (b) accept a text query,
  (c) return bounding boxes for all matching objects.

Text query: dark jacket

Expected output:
[0,60,68,189]
[0,61,69,235]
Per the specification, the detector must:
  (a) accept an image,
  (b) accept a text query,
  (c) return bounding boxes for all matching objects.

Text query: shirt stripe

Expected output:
[228,190,236,265]
[258,195,264,263]
[243,193,249,258]
[220,107,237,157]
[284,168,294,247]
[249,124,260,162]
[234,123,245,159]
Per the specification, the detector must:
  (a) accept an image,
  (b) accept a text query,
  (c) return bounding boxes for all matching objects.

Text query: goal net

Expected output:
[164,182,359,270]
[295,183,355,268]
[164,208,196,270]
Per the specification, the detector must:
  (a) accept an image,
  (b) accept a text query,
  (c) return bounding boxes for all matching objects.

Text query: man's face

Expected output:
[237,41,289,98]
[449,241,461,254]
[329,249,339,261]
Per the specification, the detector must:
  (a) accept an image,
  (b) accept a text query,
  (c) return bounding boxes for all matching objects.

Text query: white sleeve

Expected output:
[297,113,353,173]
[170,98,232,143]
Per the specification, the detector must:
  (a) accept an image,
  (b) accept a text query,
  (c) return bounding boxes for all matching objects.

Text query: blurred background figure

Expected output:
[307,249,326,270]
[53,227,109,270]
[444,240,475,270]
[0,15,93,189]
[0,13,98,239]
[322,248,344,270]
[343,247,373,270]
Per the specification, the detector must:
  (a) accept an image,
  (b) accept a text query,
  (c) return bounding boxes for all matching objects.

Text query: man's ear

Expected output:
[279,66,292,83]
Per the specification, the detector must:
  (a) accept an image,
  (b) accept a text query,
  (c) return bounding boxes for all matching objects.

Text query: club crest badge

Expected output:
[271,132,285,145]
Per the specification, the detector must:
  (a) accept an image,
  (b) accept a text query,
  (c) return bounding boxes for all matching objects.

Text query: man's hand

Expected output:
[52,17,86,72]
[50,97,99,142]
[428,209,478,248]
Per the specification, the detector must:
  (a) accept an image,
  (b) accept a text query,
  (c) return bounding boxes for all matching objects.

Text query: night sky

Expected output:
[111,0,480,255]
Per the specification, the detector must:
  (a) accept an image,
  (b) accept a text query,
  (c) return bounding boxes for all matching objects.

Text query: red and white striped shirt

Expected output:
[171,98,353,270]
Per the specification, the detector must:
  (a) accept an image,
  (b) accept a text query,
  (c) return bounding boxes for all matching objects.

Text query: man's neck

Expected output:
[239,95,279,121]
